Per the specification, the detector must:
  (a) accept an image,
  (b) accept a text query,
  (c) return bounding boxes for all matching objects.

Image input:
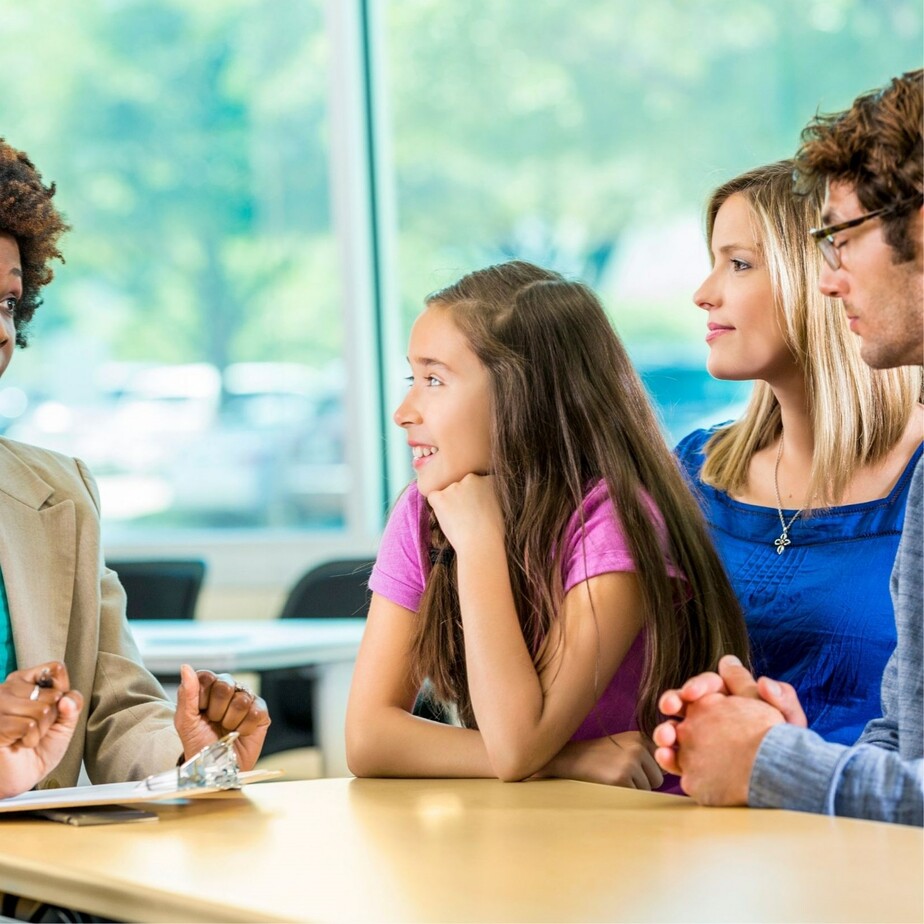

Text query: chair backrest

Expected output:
[107,559,207,621]
[279,558,374,620]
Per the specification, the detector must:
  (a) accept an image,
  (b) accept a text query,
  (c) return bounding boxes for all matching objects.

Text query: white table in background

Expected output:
[131,618,366,777]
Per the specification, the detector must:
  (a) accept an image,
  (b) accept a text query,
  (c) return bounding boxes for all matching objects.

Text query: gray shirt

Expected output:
[748,457,923,826]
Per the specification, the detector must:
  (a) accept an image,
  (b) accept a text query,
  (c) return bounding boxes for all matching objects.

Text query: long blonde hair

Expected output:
[410,261,749,735]
[700,161,921,505]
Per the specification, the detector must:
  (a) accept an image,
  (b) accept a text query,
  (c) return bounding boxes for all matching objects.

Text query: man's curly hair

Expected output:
[794,69,923,265]
[0,138,70,347]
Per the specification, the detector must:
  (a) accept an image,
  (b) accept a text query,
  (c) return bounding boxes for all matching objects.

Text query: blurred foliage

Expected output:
[2,0,921,373]
[385,0,922,335]
[6,0,335,373]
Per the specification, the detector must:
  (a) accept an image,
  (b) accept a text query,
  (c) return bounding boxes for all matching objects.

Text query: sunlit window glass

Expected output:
[381,0,921,451]
[5,0,344,533]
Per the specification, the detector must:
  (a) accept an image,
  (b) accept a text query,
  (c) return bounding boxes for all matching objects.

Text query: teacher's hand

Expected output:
[174,664,271,771]
[0,661,84,799]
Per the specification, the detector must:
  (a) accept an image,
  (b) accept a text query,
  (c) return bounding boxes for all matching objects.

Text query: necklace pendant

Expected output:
[774,531,791,554]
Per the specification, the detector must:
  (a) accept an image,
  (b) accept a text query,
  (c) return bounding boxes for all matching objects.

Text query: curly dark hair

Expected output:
[794,69,923,265]
[0,138,70,347]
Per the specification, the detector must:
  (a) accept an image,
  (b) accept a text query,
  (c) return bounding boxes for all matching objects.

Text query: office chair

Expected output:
[278,558,375,621]
[261,558,374,756]
[262,557,451,757]
[107,559,207,621]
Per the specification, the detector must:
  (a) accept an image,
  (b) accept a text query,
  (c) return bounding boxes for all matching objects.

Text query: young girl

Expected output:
[677,160,922,745]
[346,260,748,789]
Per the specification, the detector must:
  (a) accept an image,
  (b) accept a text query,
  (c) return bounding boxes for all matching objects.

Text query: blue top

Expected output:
[0,566,16,680]
[750,458,923,826]
[676,427,922,746]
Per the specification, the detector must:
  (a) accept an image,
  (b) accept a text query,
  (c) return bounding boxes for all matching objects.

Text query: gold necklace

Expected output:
[773,435,804,554]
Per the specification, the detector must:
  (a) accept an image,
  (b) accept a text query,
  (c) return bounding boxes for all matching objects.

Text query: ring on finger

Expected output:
[29,684,41,701]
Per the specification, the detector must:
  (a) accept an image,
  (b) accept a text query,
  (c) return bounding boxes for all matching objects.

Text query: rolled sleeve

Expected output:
[750,723,924,826]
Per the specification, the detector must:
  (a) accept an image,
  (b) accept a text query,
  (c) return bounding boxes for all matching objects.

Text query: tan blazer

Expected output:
[0,437,181,788]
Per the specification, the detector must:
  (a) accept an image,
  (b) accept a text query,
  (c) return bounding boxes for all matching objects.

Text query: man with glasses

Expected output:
[653,69,923,825]
[811,195,924,272]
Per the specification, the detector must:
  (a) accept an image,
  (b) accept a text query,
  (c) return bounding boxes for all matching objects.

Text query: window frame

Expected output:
[104,0,396,590]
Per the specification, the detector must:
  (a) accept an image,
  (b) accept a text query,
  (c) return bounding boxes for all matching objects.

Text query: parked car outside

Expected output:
[166,362,347,528]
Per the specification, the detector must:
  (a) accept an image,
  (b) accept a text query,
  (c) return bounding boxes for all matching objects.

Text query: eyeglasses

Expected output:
[810,193,924,270]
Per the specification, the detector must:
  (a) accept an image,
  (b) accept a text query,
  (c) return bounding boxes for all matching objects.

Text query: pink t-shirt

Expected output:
[369,480,683,792]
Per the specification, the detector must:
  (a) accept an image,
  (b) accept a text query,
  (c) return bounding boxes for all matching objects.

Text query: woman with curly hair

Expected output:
[0,140,69,347]
[0,137,270,799]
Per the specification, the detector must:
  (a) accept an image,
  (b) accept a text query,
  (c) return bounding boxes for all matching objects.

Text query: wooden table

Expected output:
[0,778,920,923]
[131,619,366,776]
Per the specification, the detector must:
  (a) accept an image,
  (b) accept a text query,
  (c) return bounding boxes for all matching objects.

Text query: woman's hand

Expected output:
[537,732,664,790]
[0,661,85,799]
[428,473,504,554]
[174,665,271,771]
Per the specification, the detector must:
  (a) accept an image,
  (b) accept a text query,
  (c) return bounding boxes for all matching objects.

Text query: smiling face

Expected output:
[693,193,799,387]
[818,180,923,369]
[393,303,493,497]
[0,234,21,380]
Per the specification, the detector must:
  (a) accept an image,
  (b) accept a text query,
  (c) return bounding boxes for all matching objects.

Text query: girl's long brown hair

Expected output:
[410,261,749,734]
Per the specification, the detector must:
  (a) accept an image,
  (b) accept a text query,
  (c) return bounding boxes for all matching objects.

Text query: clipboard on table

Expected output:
[0,732,281,815]
[0,768,281,815]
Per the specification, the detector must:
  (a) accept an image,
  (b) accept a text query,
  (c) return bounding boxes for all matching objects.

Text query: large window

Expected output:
[379,0,922,485]
[4,0,921,585]
[6,0,345,537]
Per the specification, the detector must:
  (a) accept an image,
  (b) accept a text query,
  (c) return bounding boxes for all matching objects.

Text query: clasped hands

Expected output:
[537,660,809,796]
[652,654,807,805]
[0,660,270,799]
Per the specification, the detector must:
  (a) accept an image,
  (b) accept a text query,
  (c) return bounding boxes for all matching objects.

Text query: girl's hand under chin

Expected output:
[428,473,504,553]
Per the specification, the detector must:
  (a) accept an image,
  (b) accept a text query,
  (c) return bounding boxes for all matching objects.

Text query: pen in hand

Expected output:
[29,668,55,701]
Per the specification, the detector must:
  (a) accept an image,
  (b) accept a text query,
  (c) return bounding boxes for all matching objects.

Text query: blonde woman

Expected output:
[676,159,923,746]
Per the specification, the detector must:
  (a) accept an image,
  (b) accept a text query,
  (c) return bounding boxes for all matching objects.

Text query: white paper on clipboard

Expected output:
[0,769,282,815]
